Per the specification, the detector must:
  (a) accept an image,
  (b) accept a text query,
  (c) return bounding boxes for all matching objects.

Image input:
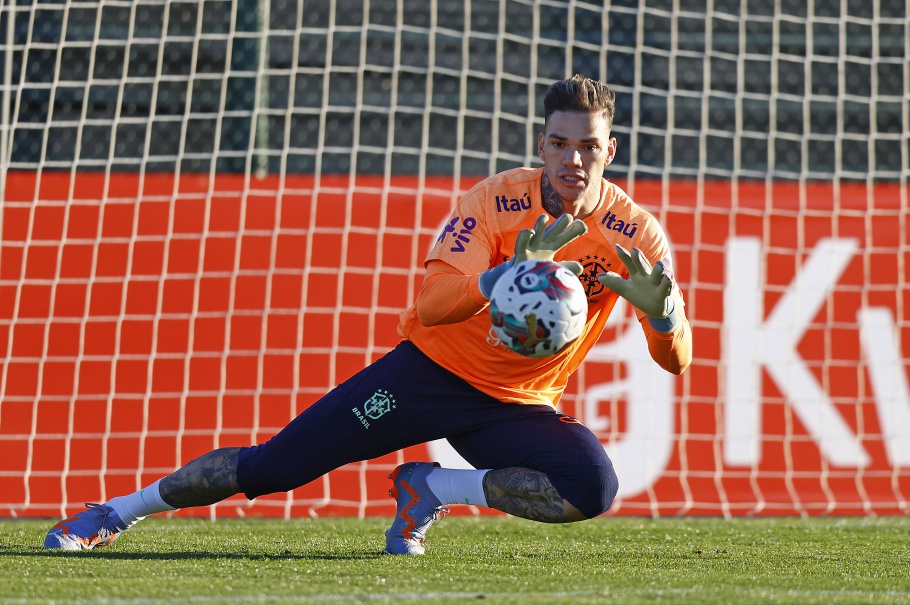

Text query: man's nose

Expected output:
[563,149,582,166]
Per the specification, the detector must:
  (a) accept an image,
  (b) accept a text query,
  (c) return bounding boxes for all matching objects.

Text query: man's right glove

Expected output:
[479,214,587,299]
[512,213,587,265]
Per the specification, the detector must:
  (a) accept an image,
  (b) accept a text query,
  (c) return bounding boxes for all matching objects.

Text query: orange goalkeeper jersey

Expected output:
[397,167,692,408]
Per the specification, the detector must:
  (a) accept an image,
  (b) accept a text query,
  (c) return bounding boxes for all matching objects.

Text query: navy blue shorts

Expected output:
[236,341,617,518]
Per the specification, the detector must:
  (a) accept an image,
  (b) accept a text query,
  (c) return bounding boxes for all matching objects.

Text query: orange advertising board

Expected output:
[1,172,908,518]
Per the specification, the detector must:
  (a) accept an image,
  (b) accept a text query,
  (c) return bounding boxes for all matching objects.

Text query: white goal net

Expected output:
[1,0,907,519]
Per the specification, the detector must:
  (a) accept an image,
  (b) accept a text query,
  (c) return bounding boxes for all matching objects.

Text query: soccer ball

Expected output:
[488,259,588,358]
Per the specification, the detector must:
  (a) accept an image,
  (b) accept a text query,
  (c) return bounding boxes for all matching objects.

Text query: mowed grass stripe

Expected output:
[1,517,908,605]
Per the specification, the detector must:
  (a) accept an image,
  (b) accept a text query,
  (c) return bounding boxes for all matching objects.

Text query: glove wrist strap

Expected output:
[646,299,680,333]
[479,261,513,300]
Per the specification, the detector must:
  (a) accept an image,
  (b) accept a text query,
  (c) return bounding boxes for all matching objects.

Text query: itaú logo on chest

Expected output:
[496,193,532,212]
[601,211,638,238]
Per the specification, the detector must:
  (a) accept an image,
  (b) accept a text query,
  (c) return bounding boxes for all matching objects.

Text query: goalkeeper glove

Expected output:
[479,214,587,299]
[512,213,588,264]
[598,244,680,332]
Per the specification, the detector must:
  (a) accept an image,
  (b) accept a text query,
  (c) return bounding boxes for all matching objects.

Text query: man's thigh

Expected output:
[237,341,511,498]
[447,409,617,516]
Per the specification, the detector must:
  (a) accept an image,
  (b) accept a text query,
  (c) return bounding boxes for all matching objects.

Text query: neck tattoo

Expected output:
[540,174,565,218]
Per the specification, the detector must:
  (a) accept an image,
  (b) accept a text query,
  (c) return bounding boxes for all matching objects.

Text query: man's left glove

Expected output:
[598,244,673,319]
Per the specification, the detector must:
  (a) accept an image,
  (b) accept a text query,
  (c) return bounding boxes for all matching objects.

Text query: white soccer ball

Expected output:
[488,259,588,358]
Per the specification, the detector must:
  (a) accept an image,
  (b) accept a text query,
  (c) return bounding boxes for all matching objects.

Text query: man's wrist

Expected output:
[478,261,513,300]
[646,299,679,333]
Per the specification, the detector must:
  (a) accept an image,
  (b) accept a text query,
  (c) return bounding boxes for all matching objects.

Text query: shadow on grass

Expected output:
[0,547,389,561]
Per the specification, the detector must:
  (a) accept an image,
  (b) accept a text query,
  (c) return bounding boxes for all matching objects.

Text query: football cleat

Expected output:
[44,503,128,551]
[385,462,449,556]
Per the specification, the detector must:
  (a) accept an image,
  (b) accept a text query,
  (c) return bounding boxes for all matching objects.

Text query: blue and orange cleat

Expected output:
[384,462,449,555]
[44,503,128,551]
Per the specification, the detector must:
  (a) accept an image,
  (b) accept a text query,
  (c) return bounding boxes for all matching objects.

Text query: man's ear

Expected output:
[605,136,618,165]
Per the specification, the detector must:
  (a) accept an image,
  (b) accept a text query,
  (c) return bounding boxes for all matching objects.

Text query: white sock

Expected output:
[426,467,490,507]
[107,478,177,527]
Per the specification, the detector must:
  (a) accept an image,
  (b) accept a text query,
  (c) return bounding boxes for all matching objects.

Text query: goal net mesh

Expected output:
[1,0,907,519]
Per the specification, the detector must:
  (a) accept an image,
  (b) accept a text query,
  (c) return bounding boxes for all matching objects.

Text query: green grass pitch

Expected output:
[2,516,909,604]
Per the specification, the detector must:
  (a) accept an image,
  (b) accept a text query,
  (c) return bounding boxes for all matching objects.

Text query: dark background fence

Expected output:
[3,0,907,180]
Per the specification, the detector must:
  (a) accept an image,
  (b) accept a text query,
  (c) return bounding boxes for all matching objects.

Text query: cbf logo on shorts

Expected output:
[351,389,397,429]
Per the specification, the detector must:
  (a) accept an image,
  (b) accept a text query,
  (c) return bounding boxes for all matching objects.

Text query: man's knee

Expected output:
[560,463,619,519]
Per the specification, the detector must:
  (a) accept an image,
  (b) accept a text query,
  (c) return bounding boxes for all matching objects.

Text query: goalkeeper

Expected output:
[45,74,692,555]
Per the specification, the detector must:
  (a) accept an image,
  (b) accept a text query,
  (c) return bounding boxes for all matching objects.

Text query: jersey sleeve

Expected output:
[413,260,488,326]
[425,183,500,274]
[638,286,692,375]
[412,182,502,326]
